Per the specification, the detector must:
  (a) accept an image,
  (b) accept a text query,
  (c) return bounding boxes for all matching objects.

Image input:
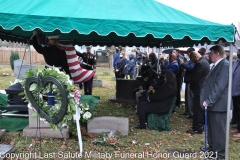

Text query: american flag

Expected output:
[58,44,95,84]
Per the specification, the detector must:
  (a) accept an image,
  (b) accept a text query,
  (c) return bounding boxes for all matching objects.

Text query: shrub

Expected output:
[10,51,20,70]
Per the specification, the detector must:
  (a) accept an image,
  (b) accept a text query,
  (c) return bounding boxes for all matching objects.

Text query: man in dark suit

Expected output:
[187,51,210,134]
[200,45,229,159]
[231,57,240,137]
[179,47,195,118]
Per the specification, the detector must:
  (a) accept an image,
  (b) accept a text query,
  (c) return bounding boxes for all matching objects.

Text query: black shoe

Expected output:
[175,105,179,109]
[232,124,238,128]
[200,147,212,152]
[134,125,146,129]
[185,115,193,119]
[172,108,176,113]
[230,119,237,124]
[187,129,202,134]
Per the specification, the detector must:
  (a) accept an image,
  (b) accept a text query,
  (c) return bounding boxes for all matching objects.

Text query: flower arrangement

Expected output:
[92,132,117,146]
[80,103,93,123]
[20,67,93,130]
[0,72,10,76]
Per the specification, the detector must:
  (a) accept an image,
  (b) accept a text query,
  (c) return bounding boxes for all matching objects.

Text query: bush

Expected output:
[10,51,20,70]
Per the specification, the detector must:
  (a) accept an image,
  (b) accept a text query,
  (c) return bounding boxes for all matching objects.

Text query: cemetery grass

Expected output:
[0,66,240,159]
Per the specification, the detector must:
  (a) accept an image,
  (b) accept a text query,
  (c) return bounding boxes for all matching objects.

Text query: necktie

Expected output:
[209,64,215,73]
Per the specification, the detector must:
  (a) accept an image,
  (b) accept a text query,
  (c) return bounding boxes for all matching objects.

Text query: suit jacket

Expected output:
[162,60,179,76]
[190,57,210,96]
[232,58,240,97]
[182,60,195,83]
[200,58,229,112]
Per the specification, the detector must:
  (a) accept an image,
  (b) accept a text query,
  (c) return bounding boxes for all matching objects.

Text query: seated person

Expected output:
[135,71,177,129]
[133,65,159,109]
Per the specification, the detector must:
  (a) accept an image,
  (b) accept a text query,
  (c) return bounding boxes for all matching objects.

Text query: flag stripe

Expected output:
[58,44,95,84]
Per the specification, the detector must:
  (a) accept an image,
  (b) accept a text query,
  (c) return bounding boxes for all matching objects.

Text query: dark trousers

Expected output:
[232,96,240,131]
[83,77,93,95]
[192,95,204,131]
[120,74,125,79]
[208,111,226,158]
[176,78,182,107]
[137,101,159,128]
[185,83,193,116]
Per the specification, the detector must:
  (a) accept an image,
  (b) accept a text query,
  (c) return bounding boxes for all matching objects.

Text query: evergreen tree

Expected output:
[10,51,20,70]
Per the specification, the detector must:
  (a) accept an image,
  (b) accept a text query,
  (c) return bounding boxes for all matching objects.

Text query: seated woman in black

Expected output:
[135,71,177,129]
[134,65,159,108]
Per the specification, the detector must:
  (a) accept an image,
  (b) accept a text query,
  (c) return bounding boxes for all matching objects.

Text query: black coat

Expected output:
[32,36,71,76]
[146,84,176,114]
[190,57,210,96]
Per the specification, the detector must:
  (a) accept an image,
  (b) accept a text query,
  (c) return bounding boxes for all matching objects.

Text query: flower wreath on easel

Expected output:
[20,67,93,131]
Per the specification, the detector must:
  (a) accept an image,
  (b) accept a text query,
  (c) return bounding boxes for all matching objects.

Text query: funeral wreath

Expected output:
[20,67,93,130]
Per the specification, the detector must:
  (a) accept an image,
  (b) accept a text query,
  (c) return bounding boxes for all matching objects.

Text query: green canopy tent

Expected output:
[0,0,235,47]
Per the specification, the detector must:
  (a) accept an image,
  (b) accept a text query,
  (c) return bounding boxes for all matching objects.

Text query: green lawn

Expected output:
[0,65,239,159]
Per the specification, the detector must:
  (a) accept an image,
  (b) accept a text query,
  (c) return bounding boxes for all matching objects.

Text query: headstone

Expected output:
[0,129,16,160]
[111,77,116,81]
[101,72,110,76]
[13,59,26,77]
[92,79,102,87]
[109,78,143,103]
[93,75,98,80]
[14,65,37,80]
[23,108,69,138]
[0,144,16,160]
[87,116,129,135]
[0,129,6,138]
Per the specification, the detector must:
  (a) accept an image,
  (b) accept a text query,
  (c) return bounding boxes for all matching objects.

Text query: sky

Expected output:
[156,0,240,26]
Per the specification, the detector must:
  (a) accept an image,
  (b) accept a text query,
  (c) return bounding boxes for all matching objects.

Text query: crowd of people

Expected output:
[32,32,238,158]
[113,47,157,80]
[129,45,238,159]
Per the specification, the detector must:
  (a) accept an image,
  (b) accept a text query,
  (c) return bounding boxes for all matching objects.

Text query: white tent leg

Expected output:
[225,43,233,160]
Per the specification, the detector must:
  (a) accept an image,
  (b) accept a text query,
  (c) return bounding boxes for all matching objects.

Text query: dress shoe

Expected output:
[175,105,179,109]
[134,125,146,129]
[230,119,237,124]
[232,124,238,128]
[187,129,202,134]
[185,115,193,119]
[135,109,137,114]
[200,147,212,152]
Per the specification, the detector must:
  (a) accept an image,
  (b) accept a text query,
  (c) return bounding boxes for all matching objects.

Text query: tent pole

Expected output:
[225,43,233,160]
[28,41,32,67]
[157,43,162,75]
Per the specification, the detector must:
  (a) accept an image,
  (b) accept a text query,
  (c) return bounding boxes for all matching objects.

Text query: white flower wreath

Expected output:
[20,67,93,130]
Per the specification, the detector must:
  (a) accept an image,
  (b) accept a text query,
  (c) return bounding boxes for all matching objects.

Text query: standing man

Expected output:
[187,51,209,134]
[231,55,240,138]
[179,47,195,118]
[134,48,143,77]
[198,47,206,57]
[200,45,229,159]
[78,46,96,95]
[174,49,184,109]
[32,31,71,77]
[113,47,120,79]
[161,52,179,76]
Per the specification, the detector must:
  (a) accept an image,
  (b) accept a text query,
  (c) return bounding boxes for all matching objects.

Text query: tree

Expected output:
[10,51,20,70]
